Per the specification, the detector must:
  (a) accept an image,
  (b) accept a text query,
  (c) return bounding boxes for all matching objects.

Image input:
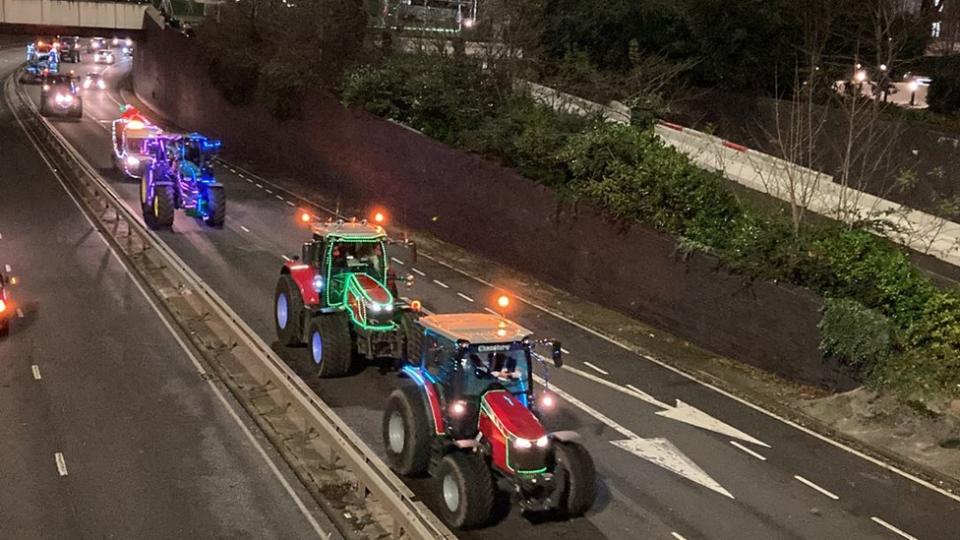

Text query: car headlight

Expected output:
[42,84,50,91]
[312,275,324,292]
[126,155,140,167]
[55,93,73,104]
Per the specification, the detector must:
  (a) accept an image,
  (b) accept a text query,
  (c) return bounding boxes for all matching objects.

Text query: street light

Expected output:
[854,70,868,83]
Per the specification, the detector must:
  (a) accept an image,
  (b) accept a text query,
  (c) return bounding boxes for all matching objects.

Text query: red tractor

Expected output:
[0,270,15,337]
[275,217,418,377]
[382,313,597,528]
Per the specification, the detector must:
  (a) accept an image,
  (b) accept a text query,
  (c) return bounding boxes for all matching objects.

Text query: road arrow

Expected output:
[535,375,735,499]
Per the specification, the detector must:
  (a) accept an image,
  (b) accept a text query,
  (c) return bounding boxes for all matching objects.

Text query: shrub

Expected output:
[818,298,896,379]
[925,56,960,115]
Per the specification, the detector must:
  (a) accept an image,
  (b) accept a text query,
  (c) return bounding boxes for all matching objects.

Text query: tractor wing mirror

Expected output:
[551,342,563,368]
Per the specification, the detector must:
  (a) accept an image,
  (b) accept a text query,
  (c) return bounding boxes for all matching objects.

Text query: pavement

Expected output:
[0,47,336,539]
[10,45,960,539]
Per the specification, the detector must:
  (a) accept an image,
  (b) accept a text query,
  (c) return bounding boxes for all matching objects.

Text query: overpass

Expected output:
[0,0,149,33]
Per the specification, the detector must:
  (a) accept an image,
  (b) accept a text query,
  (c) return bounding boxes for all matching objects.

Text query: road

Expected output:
[0,48,334,539]
[14,46,960,539]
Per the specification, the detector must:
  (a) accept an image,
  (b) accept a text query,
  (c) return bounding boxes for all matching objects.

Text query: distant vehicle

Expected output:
[88,36,107,53]
[40,73,83,118]
[57,36,81,62]
[121,44,134,57]
[112,37,133,48]
[0,270,11,337]
[21,41,59,84]
[94,50,115,65]
[82,72,106,90]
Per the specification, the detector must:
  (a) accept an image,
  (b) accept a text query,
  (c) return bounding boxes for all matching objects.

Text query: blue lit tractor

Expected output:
[138,133,226,230]
[21,41,59,84]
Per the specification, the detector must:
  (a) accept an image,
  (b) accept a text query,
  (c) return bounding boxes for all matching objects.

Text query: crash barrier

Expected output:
[5,72,453,540]
[132,16,856,389]
[0,0,148,30]
[522,80,960,268]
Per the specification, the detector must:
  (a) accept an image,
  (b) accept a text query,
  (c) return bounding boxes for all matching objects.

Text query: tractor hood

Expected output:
[480,389,546,441]
[344,273,396,329]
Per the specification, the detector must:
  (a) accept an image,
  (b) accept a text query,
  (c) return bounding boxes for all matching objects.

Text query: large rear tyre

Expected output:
[307,312,354,378]
[399,310,422,366]
[145,184,175,230]
[435,452,494,529]
[274,275,304,347]
[553,440,597,517]
[382,384,431,476]
[203,186,226,227]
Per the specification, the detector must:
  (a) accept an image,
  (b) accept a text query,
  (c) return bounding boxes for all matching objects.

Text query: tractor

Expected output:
[136,132,226,229]
[56,36,82,63]
[274,217,418,378]
[382,313,597,529]
[111,106,163,179]
[21,40,59,84]
[0,270,12,337]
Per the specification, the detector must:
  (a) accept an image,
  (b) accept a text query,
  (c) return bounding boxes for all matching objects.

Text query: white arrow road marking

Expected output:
[533,374,734,499]
[656,400,769,448]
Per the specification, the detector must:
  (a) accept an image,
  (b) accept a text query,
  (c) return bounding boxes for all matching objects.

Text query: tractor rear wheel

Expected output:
[383,383,431,476]
[145,184,175,230]
[274,275,304,347]
[203,186,226,227]
[553,440,597,517]
[435,452,494,529]
[399,310,422,366]
[307,312,354,378]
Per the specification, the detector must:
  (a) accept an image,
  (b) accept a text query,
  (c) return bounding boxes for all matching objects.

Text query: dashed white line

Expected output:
[286,201,296,207]
[730,441,767,461]
[457,292,475,302]
[16,308,24,319]
[432,279,449,289]
[255,183,263,188]
[794,475,839,500]
[54,452,68,476]
[411,267,426,277]
[265,189,274,194]
[245,178,253,183]
[229,168,237,173]
[671,533,687,540]
[275,195,285,202]
[31,365,41,380]
[483,307,499,316]
[238,173,246,178]
[871,517,918,540]
[4,264,10,272]
[583,361,609,376]
[240,225,251,233]
[561,347,570,354]
[391,257,405,265]
[281,255,292,262]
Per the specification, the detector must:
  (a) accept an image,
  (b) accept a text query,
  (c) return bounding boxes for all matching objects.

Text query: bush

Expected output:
[922,56,960,115]
[818,298,896,379]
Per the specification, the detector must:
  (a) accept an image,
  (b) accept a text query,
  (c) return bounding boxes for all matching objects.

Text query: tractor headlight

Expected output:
[126,155,140,167]
[536,436,549,448]
[514,438,533,449]
[55,93,73,104]
[366,301,393,313]
[312,275,324,292]
[97,80,106,89]
[42,84,50,91]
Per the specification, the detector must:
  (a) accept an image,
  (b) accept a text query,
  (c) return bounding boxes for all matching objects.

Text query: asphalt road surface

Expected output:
[0,46,335,539]
[13,46,960,539]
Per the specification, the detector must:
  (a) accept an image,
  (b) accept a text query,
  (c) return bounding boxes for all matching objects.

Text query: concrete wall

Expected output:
[133,17,854,390]
[0,0,146,29]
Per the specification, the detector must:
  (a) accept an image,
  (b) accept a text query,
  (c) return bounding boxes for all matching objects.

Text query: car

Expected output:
[40,74,83,118]
[57,36,81,62]
[274,216,418,377]
[82,72,106,90]
[87,36,106,53]
[382,312,596,528]
[94,50,115,65]
[0,270,11,337]
[121,44,134,57]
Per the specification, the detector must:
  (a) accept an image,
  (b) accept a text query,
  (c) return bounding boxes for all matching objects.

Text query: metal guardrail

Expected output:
[4,70,454,540]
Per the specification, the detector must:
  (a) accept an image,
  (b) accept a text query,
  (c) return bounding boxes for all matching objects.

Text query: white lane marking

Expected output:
[582,361,609,375]
[0,232,3,239]
[286,201,296,207]
[535,374,733,499]
[16,308,24,319]
[409,252,960,503]
[411,267,426,276]
[794,475,839,500]
[229,168,237,173]
[671,533,687,540]
[457,292,475,303]
[871,517,919,540]
[432,279,449,289]
[55,452,68,476]
[255,183,263,188]
[13,103,331,538]
[730,441,767,461]
[483,307,499,316]
[625,383,672,409]
[281,255,292,262]
[265,189,274,194]
[32,365,42,380]
[4,264,10,272]
[560,347,570,354]
[240,225,251,233]
[245,178,253,183]
[275,195,284,201]
[391,257,405,266]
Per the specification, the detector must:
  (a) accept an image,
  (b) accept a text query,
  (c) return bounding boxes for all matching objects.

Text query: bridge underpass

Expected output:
[0,0,148,34]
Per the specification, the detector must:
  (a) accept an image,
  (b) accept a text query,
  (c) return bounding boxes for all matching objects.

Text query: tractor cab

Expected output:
[174,133,221,182]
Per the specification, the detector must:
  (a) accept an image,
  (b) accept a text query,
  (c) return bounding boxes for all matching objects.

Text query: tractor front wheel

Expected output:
[307,312,354,378]
[382,383,431,476]
[553,440,597,517]
[145,184,175,230]
[203,186,226,227]
[274,275,304,347]
[435,452,494,529]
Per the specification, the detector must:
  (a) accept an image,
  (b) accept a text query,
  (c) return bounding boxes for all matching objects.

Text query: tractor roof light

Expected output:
[300,211,312,224]
[497,294,510,309]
